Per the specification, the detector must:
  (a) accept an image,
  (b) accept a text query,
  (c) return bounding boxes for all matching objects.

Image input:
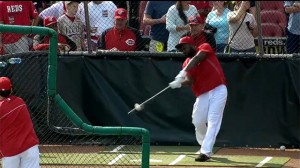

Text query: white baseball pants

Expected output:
[1,145,40,168]
[192,84,227,157]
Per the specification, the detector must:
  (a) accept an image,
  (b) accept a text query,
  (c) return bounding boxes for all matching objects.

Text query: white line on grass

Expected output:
[256,156,273,167]
[108,154,126,165]
[169,155,186,165]
[110,145,125,152]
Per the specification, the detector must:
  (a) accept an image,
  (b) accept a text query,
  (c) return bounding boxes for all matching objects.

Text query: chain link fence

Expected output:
[1,1,299,56]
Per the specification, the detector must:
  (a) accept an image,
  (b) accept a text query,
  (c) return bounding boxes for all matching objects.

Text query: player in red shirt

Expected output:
[0,1,39,55]
[98,8,143,51]
[169,36,227,162]
[0,77,40,168]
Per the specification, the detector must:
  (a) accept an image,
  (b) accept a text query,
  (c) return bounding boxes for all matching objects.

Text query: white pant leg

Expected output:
[20,145,40,168]
[2,155,21,168]
[192,92,209,146]
[200,85,227,156]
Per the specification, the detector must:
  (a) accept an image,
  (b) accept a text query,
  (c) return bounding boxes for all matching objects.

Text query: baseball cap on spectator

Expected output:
[175,36,195,49]
[114,8,128,20]
[0,77,12,91]
[44,16,57,27]
[188,15,205,25]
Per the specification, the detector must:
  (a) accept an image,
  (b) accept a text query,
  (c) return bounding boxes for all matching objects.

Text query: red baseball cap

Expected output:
[188,15,205,25]
[175,36,195,49]
[114,8,128,20]
[0,77,12,91]
[44,16,57,27]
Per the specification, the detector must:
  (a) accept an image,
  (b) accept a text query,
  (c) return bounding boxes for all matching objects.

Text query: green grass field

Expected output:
[40,146,290,167]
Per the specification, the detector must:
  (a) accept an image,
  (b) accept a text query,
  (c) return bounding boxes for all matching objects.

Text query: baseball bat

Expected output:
[128,85,171,114]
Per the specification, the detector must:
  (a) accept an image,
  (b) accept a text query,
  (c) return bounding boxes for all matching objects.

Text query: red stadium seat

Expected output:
[261,23,284,37]
[260,10,287,36]
[260,1,285,12]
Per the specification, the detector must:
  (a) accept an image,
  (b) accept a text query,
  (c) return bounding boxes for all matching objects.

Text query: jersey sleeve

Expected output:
[198,43,214,54]
[29,1,39,19]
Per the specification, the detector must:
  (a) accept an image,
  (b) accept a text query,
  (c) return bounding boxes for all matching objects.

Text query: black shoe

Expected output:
[195,153,211,162]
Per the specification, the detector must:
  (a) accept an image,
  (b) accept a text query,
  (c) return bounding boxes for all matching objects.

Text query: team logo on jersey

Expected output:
[125,39,135,46]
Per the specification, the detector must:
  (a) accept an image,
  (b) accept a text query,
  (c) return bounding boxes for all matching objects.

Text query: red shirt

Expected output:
[190,1,212,17]
[33,34,68,51]
[100,27,142,51]
[183,43,226,97]
[0,1,38,44]
[192,31,207,48]
[0,96,39,158]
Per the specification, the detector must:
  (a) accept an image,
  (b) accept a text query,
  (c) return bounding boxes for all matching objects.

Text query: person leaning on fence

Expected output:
[0,77,40,168]
[57,1,85,51]
[33,16,76,52]
[206,1,230,53]
[226,1,257,53]
[143,1,175,52]
[284,1,300,54]
[0,1,39,55]
[182,15,216,51]
[98,8,143,51]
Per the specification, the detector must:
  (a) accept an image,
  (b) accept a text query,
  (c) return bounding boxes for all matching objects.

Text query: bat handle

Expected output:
[128,108,136,114]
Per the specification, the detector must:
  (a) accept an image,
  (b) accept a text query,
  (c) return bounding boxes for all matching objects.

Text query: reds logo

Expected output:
[125,39,135,46]
[118,10,124,15]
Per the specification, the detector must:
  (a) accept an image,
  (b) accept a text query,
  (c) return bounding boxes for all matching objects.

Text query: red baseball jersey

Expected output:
[100,27,142,51]
[0,95,39,158]
[183,43,226,97]
[0,1,38,44]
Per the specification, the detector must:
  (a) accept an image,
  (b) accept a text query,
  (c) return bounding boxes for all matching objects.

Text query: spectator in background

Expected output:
[98,8,143,51]
[0,1,39,55]
[33,16,76,52]
[57,1,85,51]
[284,1,300,54]
[38,1,85,26]
[143,1,175,52]
[166,1,198,52]
[190,1,212,19]
[206,1,230,53]
[0,77,40,168]
[183,15,216,51]
[227,1,257,53]
[88,1,117,51]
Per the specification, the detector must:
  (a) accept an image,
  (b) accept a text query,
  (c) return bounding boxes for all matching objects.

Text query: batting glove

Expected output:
[169,80,182,89]
[175,70,187,82]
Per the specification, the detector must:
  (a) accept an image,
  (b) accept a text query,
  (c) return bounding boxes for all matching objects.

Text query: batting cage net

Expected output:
[0,52,149,168]
[0,25,150,168]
